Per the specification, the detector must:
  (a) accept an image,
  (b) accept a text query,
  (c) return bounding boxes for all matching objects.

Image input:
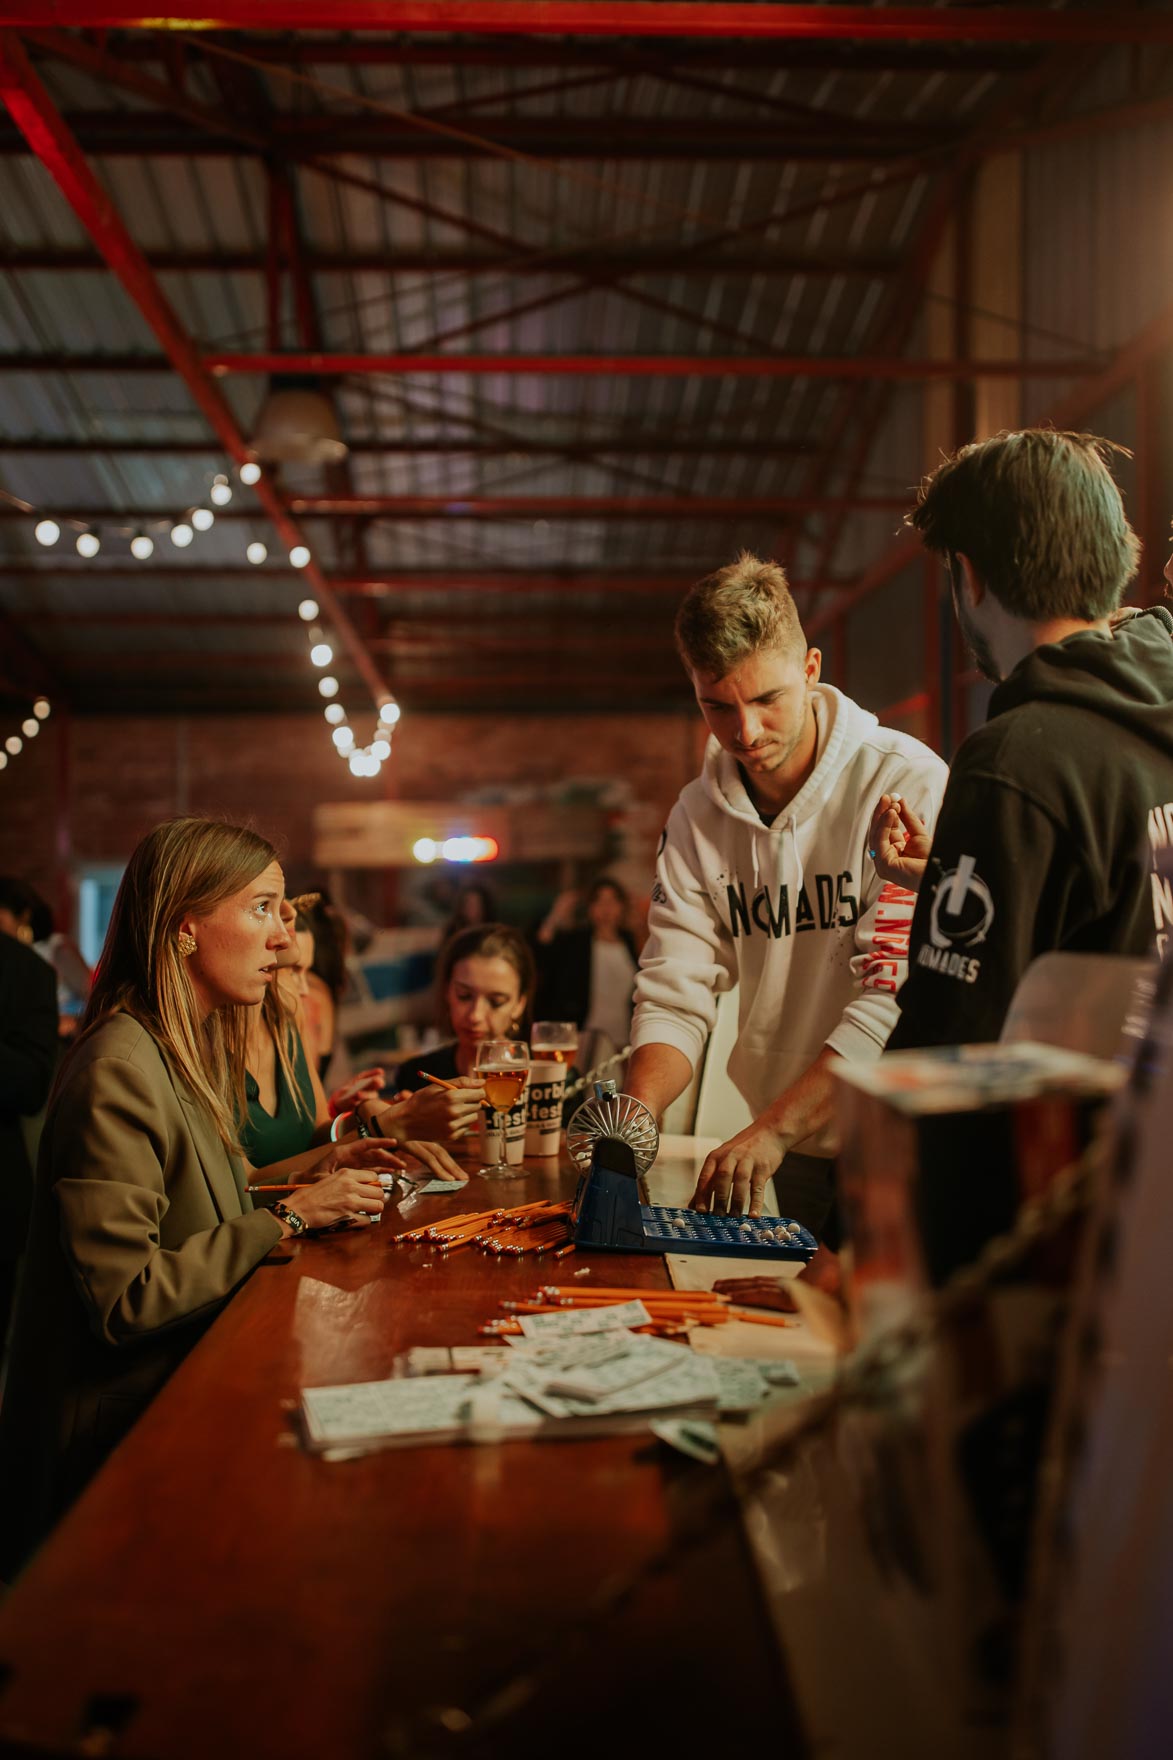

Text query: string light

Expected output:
[5,736,21,756]
[379,700,401,726]
[209,474,233,507]
[324,703,346,725]
[21,719,38,738]
[76,529,100,558]
[33,699,50,720]
[0,754,6,771]
[170,521,194,549]
[332,725,354,750]
[298,599,319,621]
[0,697,53,782]
[34,518,60,547]
[191,507,215,533]
[130,531,155,560]
[290,544,311,569]
[310,642,333,667]
[372,737,391,760]
[239,461,262,486]
[246,541,267,565]
[318,676,339,698]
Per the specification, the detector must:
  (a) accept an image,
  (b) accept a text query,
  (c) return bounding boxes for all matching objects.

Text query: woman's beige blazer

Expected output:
[0,1012,282,1577]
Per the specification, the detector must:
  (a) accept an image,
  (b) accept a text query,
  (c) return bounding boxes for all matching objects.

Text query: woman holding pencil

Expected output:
[0,818,399,1578]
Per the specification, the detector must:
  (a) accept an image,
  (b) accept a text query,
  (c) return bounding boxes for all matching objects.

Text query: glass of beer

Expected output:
[530,1022,578,1066]
[474,1038,530,1180]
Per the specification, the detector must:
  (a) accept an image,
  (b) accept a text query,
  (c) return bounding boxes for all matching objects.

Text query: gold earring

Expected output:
[177,931,197,958]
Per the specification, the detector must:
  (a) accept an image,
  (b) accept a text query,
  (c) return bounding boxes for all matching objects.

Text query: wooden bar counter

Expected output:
[0,1146,804,1759]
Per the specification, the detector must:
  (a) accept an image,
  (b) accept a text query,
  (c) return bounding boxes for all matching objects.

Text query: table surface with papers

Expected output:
[0,1140,814,1760]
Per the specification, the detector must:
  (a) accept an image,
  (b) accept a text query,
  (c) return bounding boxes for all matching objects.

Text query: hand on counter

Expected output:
[713,1246,842,1310]
[867,792,932,892]
[396,1140,469,1184]
[280,1169,386,1235]
[690,1115,789,1218]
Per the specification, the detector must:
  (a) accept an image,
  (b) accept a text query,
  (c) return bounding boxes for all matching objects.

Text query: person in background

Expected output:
[0,880,91,1040]
[873,430,1173,1051]
[624,551,948,1233]
[297,890,348,1081]
[0,893,58,1351]
[441,881,498,945]
[0,819,389,1577]
[392,923,532,1093]
[535,876,640,1070]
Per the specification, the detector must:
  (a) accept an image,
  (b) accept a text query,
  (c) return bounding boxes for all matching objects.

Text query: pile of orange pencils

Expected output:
[478,1284,793,1337]
[392,1198,576,1258]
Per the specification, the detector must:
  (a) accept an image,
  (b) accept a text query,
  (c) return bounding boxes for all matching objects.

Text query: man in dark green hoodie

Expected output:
[873,427,1173,1051]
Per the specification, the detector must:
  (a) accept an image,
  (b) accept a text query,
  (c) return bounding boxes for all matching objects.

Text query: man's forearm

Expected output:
[623,1043,694,1123]
[763,1046,844,1156]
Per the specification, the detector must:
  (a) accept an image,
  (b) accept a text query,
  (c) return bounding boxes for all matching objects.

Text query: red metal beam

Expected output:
[0,564,858,596]
[0,246,900,277]
[0,435,818,458]
[0,29,386,709]
[3,10,1172,46]
[0,109,961,160]
[201,351,1098,380]
[285,493,909,519]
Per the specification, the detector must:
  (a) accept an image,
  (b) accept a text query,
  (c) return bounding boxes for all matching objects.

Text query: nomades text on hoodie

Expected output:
[890,607,1173,1052]
[632,684,949,1141]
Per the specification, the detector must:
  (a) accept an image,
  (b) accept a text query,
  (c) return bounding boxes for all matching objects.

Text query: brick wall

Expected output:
[0,710,707,922]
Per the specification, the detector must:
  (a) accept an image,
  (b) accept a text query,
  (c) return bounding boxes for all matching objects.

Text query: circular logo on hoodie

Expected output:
[928,856,994,950]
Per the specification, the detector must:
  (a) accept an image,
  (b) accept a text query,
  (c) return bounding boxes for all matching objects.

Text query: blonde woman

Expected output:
[0,819,393,1578]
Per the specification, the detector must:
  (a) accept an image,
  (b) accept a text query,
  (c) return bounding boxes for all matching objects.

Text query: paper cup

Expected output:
[525,1061,569,1157]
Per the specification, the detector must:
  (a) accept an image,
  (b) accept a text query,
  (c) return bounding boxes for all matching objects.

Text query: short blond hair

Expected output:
[675,551,806,678]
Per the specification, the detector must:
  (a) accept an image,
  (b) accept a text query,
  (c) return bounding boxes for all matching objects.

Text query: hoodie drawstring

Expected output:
[787,815,804,896]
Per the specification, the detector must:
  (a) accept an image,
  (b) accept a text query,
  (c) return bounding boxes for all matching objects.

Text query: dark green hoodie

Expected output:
[889,606,1173,1050]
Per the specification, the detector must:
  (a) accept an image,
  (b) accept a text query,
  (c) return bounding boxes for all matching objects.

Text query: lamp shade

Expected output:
[250,377,348,465]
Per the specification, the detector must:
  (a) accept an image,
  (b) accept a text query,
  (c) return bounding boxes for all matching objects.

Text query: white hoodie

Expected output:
[632,685,949,1129]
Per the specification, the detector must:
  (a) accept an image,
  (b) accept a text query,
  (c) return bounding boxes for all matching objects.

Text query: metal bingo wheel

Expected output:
[566,1079,659,1177]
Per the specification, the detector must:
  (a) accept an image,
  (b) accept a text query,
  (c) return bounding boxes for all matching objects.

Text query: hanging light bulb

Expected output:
[5,736,22,755]
[348,751,368,777]
[170,521,194,549]
[318,675,339,698]
[239,460,262,486]
[331,725,354,750]
[130,531,155,560]
[76,529,100,558]
[379,700,401,726]
[298,598,319,621]
[34,518,60,547]
[246,541,267,566]
[191,507,215,533]
[310,642,333,668]
[289,544,311,569]
[33,698,50,720]
[372,737,391,761]
[324,703,346,725]
[21,718,39,738]
[0,753,7,771]
[209,474,233,507]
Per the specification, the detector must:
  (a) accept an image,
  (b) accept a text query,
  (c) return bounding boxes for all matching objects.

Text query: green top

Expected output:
[241,1027,317,1177]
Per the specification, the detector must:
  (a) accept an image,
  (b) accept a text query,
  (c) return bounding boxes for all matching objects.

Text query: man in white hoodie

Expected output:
[625,553,949,1232]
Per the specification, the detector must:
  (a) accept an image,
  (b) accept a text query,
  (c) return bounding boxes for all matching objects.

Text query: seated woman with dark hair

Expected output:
[393,923,534,1093]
